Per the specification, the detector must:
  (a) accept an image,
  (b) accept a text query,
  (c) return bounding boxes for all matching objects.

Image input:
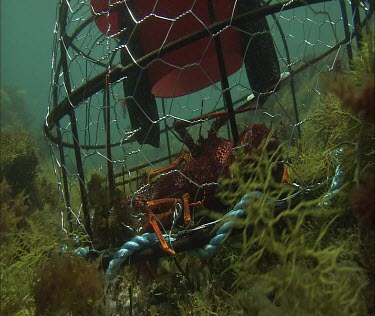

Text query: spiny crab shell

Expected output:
[131,123,280,232]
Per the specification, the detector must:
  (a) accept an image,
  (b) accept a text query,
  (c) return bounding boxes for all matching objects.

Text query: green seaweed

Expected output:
[212,127,366,314]
[2,26,374,316]
[0,130,39,197]
[0,129,60,212]
[0,123,100,314]
[0,86,33,132]
[87,173,132,249]
[104,33,374,314]
[0,181,62,315]
[33,254,103,316]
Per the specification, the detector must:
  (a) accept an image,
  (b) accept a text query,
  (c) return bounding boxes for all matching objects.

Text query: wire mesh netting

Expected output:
[45,0,373,250]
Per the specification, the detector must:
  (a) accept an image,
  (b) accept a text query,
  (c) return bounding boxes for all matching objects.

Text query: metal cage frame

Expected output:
[44,0,371,240]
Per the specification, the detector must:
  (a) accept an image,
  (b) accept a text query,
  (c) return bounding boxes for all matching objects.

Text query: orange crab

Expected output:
[130,117,288,255]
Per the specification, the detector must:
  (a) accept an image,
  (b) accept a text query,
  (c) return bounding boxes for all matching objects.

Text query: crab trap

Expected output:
[45,0,373,267]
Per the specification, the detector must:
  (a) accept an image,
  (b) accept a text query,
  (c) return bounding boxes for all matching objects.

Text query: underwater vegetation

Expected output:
[1,130,39,207]
[0,129,61,211]
[1,26,374,316]
[0,86,34,132]
[202,128,365,315]
[217,30,374,316]
[87,173,132,250]
[0,93,105,315]
[0,179,62,315]
[327,32,374,123]
[102,140,367,315]
[33,254,103,316]
[100,32,374,315]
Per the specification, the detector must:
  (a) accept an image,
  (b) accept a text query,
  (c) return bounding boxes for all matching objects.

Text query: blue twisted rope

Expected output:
[192,192,264,258]
[320,148,345,207]
[193,162,344,258]
[105,192,266,279]
[106,233,174,280]
[105,165,344,279]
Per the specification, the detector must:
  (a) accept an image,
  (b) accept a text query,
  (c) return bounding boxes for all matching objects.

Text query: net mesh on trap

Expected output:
[45,0,372,247]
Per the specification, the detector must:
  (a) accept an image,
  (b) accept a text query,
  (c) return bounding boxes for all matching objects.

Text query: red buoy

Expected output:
[91,0,242,98]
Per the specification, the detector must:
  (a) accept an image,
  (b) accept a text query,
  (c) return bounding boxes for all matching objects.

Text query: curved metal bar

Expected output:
[45,0,331,133]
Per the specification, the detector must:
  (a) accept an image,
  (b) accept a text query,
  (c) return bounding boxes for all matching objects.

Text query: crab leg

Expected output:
[181,193,203,225]
[281,165,291,184]
[148,151,192,182]
[182,193,191,225]
[145,198,180,256]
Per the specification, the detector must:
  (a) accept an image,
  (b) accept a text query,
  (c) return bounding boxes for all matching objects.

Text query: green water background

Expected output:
[0,1,348,177]
[1,1,56,136]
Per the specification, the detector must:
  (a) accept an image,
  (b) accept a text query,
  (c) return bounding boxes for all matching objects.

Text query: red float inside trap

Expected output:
[91,0,242,98]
